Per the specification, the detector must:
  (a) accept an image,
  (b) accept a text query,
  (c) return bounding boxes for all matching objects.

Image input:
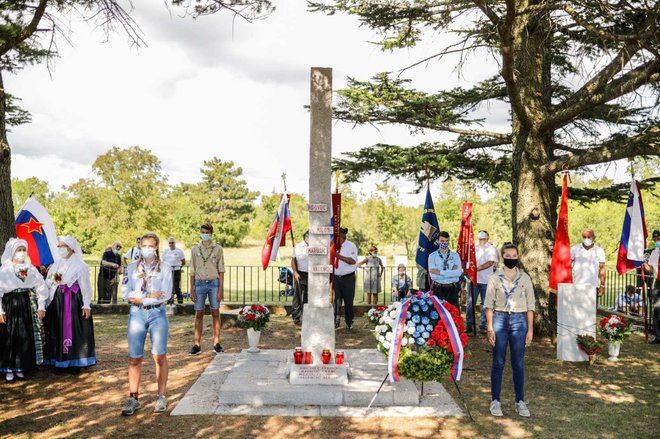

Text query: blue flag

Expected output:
[415,185,440,270]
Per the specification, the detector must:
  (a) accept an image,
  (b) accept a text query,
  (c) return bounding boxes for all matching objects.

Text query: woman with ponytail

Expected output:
[120,232,172,416]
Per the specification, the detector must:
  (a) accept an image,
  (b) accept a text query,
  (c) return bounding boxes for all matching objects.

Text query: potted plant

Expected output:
[598,315,630,362]
[237,304,270,353]
[576,333,603,366]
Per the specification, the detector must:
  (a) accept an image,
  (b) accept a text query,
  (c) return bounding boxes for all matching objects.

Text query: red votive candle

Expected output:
[335,350,345,364]
[294,347,303,364]
[305,351,312,364]
[321,348,332,364]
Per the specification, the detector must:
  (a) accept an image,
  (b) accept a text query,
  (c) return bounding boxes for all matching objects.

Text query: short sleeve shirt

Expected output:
[476,242,499,284]
[190,243,225,280]
[648,249,659,278]
[335,240,358,276]
[123,246,141,264]
[163,248,185,269]
[293,242,309,273]
[485,269,536,312]
[571,244,606,285]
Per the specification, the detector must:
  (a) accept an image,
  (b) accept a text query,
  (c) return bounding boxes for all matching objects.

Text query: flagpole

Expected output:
[629,163,651,344]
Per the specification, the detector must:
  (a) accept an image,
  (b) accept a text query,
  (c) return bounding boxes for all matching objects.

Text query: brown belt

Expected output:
[432,282,457,287]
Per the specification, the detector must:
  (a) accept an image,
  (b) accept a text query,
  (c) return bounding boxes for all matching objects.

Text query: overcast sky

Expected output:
[7,1,631,207]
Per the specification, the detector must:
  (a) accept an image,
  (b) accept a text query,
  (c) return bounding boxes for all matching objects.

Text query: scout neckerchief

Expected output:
[198,243,215,265]
[439,250,451,270]
[138,258,160,294]
[498,270,522,312]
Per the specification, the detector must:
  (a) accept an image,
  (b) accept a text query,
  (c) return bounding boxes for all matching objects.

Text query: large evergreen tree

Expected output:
[311,0,660,333]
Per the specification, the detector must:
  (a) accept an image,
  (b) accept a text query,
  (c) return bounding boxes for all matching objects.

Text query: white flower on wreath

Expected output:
[407,326,415,335]
[401,337,408,346]
[385,332,394,341]
[389,310,397,319]
[408,337,415,345]
[383,341,391,349]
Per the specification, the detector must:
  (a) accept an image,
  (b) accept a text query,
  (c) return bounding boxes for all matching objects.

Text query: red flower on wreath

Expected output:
[427,339,436,346]
[251,304,258,311]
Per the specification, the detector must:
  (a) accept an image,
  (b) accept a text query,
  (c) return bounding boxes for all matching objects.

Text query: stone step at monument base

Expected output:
[171,349,464,417]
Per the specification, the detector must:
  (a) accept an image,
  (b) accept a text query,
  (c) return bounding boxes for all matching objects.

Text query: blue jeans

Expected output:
[466,283,487,329]
[194,279,220,311]
[491,311,527,403]
[127,305,169,358]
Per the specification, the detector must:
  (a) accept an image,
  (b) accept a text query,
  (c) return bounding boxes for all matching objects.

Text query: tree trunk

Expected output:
[0,69,15,245]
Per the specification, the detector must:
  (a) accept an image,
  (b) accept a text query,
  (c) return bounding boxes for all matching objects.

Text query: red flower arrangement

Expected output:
[598,315,630,343]
[238,304,270,331]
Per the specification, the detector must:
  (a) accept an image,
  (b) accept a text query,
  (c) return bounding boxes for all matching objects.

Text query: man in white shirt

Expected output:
[291,231,309,325]
[163,237,186,304]
[642,230,660,344]
[333,227,358,330]
[122,237,142,267]
[570,228,606,297]
[466,230,499,334]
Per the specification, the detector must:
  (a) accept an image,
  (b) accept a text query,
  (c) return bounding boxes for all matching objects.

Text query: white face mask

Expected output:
[58,247,70,258]
[583,238,593,247]
[14,251,27,262]
[141,247,156,259]
[478,232,488,240]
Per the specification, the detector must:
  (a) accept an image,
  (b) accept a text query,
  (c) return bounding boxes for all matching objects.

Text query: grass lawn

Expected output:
[1,314,657,439]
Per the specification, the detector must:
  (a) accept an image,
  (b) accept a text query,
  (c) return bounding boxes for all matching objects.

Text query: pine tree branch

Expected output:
[544,58,660,132]
[0,0,48,57]
[561,4,660,43]
[471,0,501,25]
[541,124,660,174]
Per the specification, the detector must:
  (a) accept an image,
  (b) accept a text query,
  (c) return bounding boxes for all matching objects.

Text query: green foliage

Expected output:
[397,345,454,384]
[11,177,52,212]
[248,191,307,243]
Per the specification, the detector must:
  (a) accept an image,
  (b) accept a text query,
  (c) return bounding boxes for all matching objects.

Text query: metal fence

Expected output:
[88,265,655,316]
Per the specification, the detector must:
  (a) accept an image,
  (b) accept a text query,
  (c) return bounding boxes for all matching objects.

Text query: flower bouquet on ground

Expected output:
[237,304,270,331]
[576,333,603,365]
[598,315,630,343]
[374,292,468,383]
[366,305,389,325]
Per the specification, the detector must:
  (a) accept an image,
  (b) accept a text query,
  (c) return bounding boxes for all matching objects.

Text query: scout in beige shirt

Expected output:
[485,269,536,313]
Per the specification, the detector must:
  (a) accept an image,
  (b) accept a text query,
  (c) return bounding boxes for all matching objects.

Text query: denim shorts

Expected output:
[194,278,220,311]
[127,305,169,358]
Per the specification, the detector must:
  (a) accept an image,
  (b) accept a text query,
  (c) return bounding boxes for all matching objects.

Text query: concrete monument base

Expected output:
[171,349,464,417]
[289,364,349,385]
[301,304,335,366]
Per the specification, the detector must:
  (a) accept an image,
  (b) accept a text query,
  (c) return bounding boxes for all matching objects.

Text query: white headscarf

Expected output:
[0,238,28,266]
[0,238,45,295]
[47,235,88,287]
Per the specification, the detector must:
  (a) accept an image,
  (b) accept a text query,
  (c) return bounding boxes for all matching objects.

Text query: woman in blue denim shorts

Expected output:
[120,233,172,416]
[484,242,535,418]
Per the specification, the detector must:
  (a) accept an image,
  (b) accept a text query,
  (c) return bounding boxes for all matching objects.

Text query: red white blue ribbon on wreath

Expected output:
[387,292,464,383]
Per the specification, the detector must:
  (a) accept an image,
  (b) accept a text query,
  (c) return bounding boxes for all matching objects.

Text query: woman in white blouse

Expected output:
[120,232,172,416]
[485,242,535,418]
[0,238,50,382]
[43,235,96,373]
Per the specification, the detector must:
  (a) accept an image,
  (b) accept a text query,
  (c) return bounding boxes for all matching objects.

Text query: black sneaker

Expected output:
[189,344,201,355]
[346,323,353,330]
[335,320,340,329]
[213,343,224,354]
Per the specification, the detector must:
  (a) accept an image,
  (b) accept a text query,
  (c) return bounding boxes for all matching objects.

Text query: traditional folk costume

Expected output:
[43,236,96,370]
[0,239,49,379]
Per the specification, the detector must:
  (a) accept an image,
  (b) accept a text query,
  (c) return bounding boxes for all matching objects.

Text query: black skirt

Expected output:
[43,284,96,369]
[0,288,37,374]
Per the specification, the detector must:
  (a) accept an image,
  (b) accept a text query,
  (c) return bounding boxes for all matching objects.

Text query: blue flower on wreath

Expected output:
[426,299,433,306]
[406,312,412,319]
[416,337,425,345]
[426,324,433,331]
[412,315,420,324]
[421,305,429,312]
[414,331,420,338]
[407,320,415,328]
[412,304,420,312]
[422,331,430,339]
[430,311,439,319]
[421,316,430,325]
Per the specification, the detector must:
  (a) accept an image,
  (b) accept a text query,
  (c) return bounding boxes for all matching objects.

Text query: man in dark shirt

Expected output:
[98,241,122,304]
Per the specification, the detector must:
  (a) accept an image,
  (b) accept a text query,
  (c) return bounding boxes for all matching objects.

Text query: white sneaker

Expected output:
[490,400,503,417]
[16,372,24,379]
[154,395,167,413]
[6,372,14,382]
[515,400,530,417]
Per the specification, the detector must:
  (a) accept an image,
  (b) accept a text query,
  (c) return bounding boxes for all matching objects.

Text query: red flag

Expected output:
[261,194,292,270]
[457,203,477,285]
[549,173,572,291]
[329,193,342,268]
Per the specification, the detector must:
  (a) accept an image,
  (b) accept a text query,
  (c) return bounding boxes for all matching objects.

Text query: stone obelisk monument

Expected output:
[301,67,335,364]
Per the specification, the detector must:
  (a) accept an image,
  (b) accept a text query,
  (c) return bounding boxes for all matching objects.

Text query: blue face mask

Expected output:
[438,241,449,250]
[200,233,211,241]
[655,241,660,249]
[141,247,156,259]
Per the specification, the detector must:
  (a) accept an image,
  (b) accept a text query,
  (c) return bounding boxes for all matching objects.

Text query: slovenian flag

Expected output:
[415,184,440,270]
[261,194,292,270]
[15,196,59,267]
[616,179,647,274]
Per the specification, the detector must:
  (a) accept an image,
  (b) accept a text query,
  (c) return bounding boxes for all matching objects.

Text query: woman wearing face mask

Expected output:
[391,264,412,301]
[484,242,535,418]
[120,232,172,416]
[0,239,50,383]
[43,236,96,373]
[358,246,384,305]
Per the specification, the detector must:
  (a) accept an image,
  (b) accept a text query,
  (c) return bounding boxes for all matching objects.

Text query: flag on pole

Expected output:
[549,173,573,291]
[261,194,292,270]
[456,203,477,285]
[15,196,59,267]
[329,193,342,268]
[415,184,440,270]
[616,179,647,274]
